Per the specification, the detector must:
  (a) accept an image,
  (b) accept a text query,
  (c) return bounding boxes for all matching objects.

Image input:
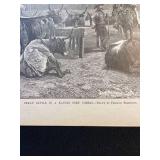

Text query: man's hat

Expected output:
[94,4,104,9]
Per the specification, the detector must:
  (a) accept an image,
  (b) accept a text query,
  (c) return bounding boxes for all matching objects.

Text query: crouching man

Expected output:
[20,37,71,78]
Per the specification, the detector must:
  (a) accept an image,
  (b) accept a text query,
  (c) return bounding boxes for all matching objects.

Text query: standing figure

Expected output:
[93,4,107,50]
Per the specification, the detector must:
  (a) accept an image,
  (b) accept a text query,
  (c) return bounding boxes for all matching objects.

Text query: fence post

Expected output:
[72,37,75,50]
[79,36,84,58]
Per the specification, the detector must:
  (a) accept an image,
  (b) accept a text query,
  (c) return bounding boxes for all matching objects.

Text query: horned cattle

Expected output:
[20,5,64,54]
[105,40,140,72]
[64,7,88,27]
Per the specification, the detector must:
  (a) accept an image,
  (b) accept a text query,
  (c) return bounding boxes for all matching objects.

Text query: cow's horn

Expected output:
[32,10,38,17]
[65,8,71,15]
[81,7,88,15]
[48,4,52,11]
[57,4,63,15]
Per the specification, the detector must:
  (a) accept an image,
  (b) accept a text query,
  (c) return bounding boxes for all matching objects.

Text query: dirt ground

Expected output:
[20,26,140,99]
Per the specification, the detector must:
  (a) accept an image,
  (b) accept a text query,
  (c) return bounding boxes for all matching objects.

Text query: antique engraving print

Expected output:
[20,4,140,126]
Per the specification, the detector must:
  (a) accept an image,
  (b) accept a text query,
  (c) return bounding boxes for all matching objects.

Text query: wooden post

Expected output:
[76,37,79,54]
[69,37,71,49]
[96,36,100,48]
[79,36,84,58]
[72,37,75,50]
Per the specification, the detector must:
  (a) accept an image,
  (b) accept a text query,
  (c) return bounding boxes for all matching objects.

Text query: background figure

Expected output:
[112,4,139,40]
[93,4,107,50]
[47,17,55,38]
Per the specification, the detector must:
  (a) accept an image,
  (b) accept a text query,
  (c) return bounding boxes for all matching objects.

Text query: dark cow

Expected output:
[20,31,73,78]
[105,40,140,72]
[20,17,46,54]
[64,7,87,27]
